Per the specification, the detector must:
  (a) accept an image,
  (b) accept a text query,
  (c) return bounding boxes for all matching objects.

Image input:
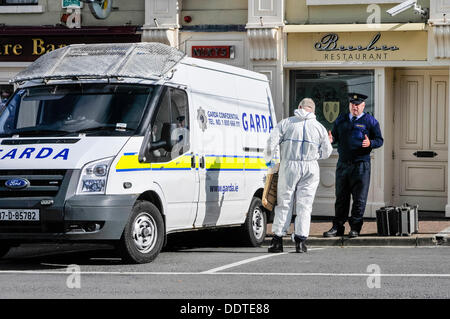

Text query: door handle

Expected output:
[191,155,196,168]
[200,156,205,169]
[413,151,438,158]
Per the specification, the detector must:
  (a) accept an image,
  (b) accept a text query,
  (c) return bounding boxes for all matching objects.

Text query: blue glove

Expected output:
[266,161,274,168]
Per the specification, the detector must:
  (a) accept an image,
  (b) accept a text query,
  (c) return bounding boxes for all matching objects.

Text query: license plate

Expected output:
[0,209,40,221]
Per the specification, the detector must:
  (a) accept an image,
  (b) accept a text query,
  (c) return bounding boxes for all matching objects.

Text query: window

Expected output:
[0,84,13,105]
[289,70,375,133]
[0,84,155,137]
[0,0,38,5]
[150,87,190,162]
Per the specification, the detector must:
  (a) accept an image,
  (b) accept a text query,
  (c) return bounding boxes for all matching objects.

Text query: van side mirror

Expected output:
[149,122,178,152]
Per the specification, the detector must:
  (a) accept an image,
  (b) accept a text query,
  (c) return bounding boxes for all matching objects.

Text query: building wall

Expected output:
[285,0,429,24]
[0,0,144,26]
[181,0,247,26]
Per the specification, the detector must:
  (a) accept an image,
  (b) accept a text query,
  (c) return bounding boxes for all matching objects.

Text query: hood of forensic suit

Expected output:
[294,108,316,121]
[0,136,130,170]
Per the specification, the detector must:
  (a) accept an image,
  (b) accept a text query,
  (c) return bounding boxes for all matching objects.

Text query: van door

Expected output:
[148,87,198,231]
[191,90,246,227]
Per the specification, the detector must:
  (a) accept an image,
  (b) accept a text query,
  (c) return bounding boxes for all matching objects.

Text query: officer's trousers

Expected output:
[333,161,371,232]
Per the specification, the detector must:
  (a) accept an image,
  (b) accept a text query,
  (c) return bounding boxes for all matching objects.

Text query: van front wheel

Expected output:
[0,242,11,259]
[241,197,267,247]
[118,201,164,264]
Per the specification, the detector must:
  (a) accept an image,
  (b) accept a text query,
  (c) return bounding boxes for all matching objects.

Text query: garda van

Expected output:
[0,43,276,263]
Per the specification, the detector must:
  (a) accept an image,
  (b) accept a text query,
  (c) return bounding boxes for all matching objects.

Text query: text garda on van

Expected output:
[0,148,70,160]
[241,113,273,133]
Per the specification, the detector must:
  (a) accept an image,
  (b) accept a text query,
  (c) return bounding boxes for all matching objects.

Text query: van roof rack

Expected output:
[11,42,186,84]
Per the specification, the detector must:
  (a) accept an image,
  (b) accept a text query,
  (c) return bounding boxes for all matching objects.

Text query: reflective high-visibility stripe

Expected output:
[115,153,272,172]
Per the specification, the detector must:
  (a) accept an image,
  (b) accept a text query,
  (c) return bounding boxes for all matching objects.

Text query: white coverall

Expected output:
[264,108,333,238]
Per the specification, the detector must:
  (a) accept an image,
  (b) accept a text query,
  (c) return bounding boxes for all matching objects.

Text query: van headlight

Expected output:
[77,157,114,195]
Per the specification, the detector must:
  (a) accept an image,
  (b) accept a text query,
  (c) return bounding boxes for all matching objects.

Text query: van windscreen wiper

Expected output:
[9,128,71,137]
[72,125,136,135]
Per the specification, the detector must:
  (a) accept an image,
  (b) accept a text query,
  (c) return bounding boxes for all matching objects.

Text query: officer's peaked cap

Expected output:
[348,93,368,105]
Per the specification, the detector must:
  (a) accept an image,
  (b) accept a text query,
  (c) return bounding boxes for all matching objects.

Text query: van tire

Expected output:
[118,200,164,264]
[0,243,11,259]
[241,197,267,247]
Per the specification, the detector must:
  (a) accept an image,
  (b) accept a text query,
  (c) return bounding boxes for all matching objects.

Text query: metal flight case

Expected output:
[376,204,419,236]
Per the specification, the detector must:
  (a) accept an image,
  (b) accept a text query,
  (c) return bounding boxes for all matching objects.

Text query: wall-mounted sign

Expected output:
[88,0,113,20]
[287,31,427,62]
[62,0,83,8]
[323,101,340,123]
[192,46,235,59]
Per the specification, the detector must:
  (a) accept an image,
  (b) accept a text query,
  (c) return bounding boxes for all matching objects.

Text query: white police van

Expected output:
[0,43,276,263]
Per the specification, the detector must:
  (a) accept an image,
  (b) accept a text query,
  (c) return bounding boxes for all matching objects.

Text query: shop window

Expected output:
[0,0,38,4]
[289,70,374,134]
[0,84,13,107]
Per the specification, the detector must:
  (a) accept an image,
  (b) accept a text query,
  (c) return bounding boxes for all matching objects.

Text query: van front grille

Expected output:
[0,170,67,198]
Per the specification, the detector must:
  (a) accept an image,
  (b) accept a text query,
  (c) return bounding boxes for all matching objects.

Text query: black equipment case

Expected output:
[376,204,419,236]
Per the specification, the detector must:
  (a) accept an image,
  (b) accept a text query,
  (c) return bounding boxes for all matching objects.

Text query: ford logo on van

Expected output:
[5,178,29,189]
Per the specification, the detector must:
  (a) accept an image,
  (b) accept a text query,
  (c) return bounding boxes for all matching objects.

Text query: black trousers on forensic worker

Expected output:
[333,160,371,232]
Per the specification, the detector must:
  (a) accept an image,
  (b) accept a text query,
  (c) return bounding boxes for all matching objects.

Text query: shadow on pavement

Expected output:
[164,227,250,251]
[0,244,119,270]
[0,228,253,269]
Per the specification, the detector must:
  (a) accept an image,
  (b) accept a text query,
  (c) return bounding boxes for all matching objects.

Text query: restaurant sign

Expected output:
[287,31,427,62]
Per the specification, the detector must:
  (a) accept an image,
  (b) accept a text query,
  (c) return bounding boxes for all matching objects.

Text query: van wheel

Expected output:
[118,200,164,264]
[241,197,267,247]
[0,243,11,258]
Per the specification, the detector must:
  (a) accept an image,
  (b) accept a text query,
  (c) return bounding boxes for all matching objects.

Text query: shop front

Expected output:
[0,26,141,96]
[284,24,449,217]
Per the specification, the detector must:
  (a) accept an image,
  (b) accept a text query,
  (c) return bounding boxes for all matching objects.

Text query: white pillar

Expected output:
[246,0,285,122]
[142,0,180,47]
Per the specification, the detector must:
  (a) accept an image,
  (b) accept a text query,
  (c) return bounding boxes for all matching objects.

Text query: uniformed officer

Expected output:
[323,93,384,238]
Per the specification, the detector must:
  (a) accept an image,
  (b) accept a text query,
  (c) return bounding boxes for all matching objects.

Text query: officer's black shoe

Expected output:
[268,235,283,253]
[323,225,345,237]
[294,236,307,253]
[348,230,359,238]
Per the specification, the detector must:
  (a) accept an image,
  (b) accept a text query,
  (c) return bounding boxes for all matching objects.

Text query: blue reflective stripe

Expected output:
[116,168,151,172]
[152,168,191,171]
[205,154,244,158]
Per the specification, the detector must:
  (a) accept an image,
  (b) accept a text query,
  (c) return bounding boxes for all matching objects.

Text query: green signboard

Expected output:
[62,0,82,8]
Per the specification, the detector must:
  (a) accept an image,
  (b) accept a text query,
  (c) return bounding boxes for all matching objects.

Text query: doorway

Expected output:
[394,69,448,211]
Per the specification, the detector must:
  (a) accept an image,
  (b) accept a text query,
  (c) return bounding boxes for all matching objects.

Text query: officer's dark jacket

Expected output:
[331,112,383,162]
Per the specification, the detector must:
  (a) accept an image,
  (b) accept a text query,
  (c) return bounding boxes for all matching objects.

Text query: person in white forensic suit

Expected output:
[264,98,333,253]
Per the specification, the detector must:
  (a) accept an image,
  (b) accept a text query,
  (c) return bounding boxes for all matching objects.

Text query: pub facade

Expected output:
[2,0,450,217]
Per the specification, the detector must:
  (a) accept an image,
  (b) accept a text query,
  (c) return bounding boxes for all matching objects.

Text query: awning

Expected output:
[283,23,427,33]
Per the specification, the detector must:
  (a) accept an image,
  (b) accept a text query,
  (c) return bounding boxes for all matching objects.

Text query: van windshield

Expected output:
[0,84,155,137]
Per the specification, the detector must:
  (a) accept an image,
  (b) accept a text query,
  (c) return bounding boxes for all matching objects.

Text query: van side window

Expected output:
[150,87,190,162]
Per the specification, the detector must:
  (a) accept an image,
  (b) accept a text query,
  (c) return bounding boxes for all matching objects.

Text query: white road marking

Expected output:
[0,270,449,278]
[201,248,323,274]
[201,253,289,274]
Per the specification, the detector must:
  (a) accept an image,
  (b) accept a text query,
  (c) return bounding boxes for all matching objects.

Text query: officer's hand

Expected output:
[328,130,333,143]
[362,134,371,148]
